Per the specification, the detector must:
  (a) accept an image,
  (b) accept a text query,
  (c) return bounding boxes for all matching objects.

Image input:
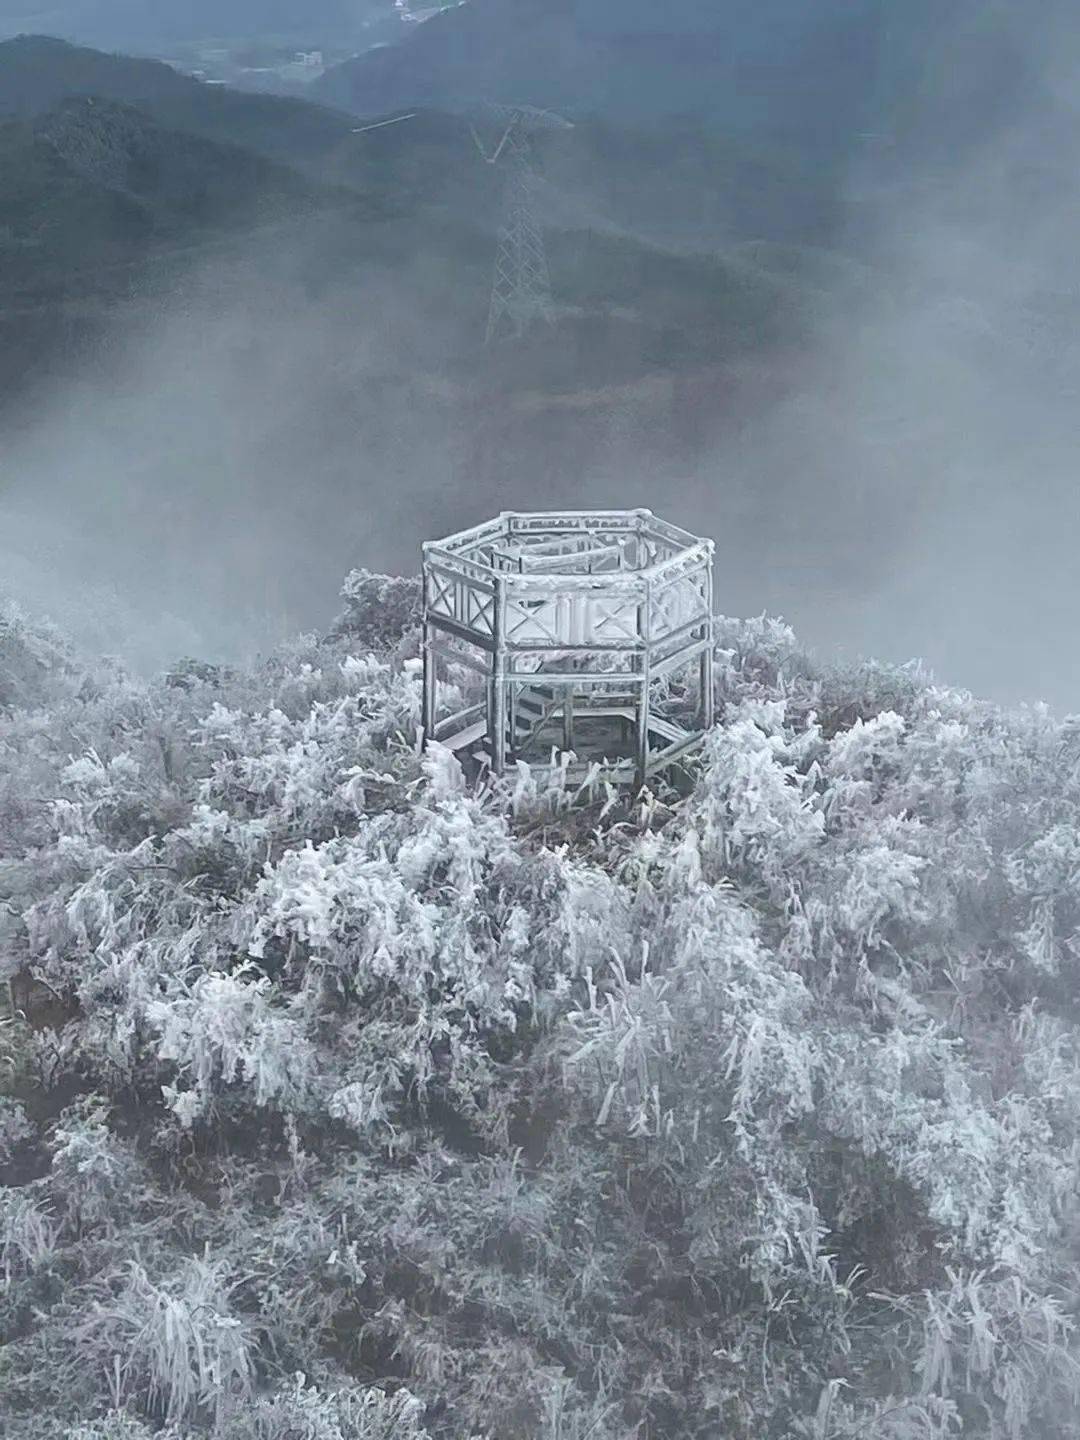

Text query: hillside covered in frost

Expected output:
[3,569,1080,1440]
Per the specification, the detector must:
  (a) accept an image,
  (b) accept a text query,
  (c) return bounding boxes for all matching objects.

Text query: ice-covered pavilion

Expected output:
[421,509,715,790]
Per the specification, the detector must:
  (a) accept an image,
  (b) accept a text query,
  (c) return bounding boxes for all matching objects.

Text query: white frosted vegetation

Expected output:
[1,578,1080,1438]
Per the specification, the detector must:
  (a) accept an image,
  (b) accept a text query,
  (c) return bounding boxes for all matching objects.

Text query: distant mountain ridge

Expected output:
[0,0,396,47]
[0,32,853,257]
[0,34,359,165]
[0,92,349,314]
[0,30,865,425]
[314,0,1076,171]
[314,0,888,158]
[0,41,384,402]
[31,94,330,216]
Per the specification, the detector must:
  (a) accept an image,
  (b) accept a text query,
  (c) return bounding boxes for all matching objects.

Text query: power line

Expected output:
[351,113,419,135]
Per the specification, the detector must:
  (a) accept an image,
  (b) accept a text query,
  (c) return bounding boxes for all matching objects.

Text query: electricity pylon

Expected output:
[467,103,572,345]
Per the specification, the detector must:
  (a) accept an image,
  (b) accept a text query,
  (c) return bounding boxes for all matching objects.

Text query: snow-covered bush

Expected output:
[2,576,1080,1439]
[71,1256,255,1429]
[219,1376,433,1440]
[0,600,85,713]
[329,568,422,651]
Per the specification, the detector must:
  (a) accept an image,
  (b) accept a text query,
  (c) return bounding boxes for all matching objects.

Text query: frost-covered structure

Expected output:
[422,509,715,786]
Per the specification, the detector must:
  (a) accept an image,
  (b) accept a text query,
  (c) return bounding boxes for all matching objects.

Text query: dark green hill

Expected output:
[0,0,396,49]
[0,34,358,164]
[0,116,151,293]
[0,31,195,110]
[0,90,382,398]
[0,96,360,299]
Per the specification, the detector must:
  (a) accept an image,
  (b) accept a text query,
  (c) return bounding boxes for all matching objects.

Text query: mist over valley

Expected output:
[2,7,1078,707]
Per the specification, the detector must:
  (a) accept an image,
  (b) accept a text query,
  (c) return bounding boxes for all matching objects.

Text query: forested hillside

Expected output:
[2,97,343,289]
[3,573,1080,1438]
[0,35,837,423]
[0,0,397,49]
[0,35,363,164]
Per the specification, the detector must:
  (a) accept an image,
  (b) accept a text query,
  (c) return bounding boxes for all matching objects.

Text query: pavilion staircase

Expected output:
[472,670,561,768]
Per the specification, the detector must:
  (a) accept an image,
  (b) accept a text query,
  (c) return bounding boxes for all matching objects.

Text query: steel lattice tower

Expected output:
[485,122,552,343]
[469,104,571,345]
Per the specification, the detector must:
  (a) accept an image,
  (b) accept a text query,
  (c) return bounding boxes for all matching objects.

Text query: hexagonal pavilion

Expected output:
[422,510,715,789]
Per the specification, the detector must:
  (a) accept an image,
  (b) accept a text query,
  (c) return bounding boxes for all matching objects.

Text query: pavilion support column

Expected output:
[636,580,652,792]
[491,576,509,775]
[699,555,715,733]
[422,619,437,749]
[562,689,575,754]
[699,643,715,733]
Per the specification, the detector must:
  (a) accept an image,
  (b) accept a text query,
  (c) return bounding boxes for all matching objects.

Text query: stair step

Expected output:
[467,679,563,766]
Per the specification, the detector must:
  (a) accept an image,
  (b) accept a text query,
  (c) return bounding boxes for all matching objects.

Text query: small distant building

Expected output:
[422,509,715,790]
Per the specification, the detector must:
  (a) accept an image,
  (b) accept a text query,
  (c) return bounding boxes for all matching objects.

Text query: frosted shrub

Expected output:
[713,613,807,700]
[3,579,1080,1439]
[0,1095,33,1160]
[0,1187,59,1284]
[49,1098,147,1228]
[148,968,318,1127]
[220,1375,432,1440]
[885,1269,1080,1439]
[0,600,83,712]
[64,1412,170,1440]
[694,699,825,887]
[329,568,422,650]
[71,1257,254,1429]
[1004,822,1080,974]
